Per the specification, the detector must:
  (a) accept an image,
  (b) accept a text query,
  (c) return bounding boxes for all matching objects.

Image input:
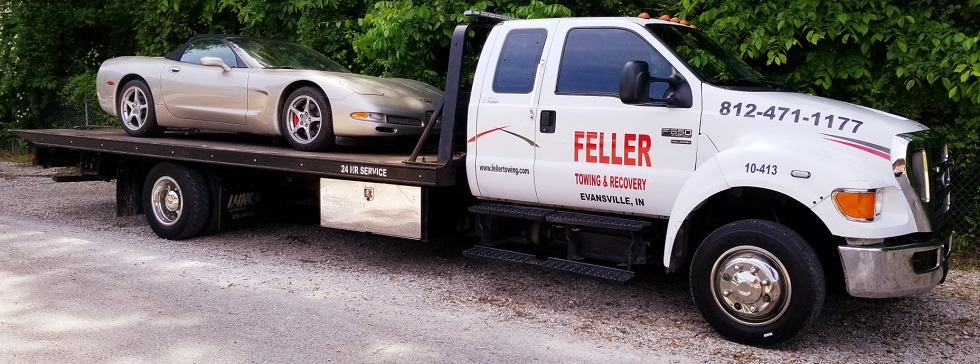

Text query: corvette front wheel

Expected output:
[281,86,335,152]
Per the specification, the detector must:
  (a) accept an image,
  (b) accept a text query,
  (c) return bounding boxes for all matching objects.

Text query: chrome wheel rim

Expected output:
[285,95,323,144]
[121,86,149,130]
[151,176,182,226]
[710,245,790,325]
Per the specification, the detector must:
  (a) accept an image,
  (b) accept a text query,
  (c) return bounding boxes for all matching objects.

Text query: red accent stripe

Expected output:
[824,138,890,160]
[467,126,509,143]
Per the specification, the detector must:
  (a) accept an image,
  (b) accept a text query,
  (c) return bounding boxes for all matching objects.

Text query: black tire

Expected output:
[143,162,211,240]
[118,80,165,137]
[689,219,825,347]
[280,86,335,152]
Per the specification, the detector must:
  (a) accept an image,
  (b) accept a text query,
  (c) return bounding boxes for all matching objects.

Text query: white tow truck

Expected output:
[17,12,952,347]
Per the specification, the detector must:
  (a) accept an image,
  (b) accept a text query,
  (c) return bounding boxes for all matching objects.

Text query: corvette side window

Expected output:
[180,38,238,68]
[557,28,671,97]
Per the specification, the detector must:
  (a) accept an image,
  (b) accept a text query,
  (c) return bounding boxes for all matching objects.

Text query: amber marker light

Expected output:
[832,189,882,221]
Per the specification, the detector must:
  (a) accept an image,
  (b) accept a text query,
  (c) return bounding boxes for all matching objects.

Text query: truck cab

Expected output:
[462,13,952,346]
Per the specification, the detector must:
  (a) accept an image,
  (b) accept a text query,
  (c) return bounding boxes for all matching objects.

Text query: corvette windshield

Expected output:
[229,38,350,72]
[646,24,789,91]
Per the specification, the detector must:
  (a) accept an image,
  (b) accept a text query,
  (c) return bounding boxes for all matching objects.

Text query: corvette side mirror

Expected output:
[200,56,232,72]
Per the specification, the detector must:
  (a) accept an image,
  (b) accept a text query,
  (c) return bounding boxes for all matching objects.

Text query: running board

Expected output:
[462,246,635,283]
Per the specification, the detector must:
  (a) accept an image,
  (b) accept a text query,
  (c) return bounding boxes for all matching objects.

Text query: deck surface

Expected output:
[14,128,455,186]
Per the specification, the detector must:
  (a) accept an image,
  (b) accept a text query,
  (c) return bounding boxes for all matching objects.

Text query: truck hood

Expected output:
[701,87,928,161]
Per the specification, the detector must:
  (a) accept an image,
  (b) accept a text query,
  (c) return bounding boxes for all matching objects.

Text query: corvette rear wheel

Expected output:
[119,80,164,137]
[281,86,335,152]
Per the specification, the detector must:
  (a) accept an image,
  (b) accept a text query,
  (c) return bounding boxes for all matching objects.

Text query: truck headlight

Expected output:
[832,188,883,221]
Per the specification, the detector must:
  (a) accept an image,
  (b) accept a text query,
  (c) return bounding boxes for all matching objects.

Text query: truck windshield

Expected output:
[646,24,790,91]
[229,37,351,73]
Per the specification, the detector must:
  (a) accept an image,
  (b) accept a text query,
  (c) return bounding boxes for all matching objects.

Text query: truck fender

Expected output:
[662,136,893,270]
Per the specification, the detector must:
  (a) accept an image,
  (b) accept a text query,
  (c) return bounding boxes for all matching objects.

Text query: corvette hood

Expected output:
[329,73,443,99]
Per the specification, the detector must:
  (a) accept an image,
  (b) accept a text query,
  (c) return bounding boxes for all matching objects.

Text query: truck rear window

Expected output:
[492,29,548,94]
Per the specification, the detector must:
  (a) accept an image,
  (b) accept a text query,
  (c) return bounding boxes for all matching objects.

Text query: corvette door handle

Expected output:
[539,110,556,133]
[168,66,182,73]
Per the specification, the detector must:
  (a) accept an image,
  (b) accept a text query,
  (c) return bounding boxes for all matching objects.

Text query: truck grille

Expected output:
[896,130,951,231]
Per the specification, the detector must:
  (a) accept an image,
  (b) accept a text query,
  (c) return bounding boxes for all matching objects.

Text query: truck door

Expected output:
[468,22,557,202]
[532,22,701,216]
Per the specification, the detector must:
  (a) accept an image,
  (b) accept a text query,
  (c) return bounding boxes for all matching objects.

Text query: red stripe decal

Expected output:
[467,126,509,143]
[824,138,890,160]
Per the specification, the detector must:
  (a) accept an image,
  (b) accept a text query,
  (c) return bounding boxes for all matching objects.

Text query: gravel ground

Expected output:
[1,160,979,363]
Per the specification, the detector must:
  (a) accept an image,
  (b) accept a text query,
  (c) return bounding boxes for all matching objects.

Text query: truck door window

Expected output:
[556,28,671,97]
[493,29,548,94]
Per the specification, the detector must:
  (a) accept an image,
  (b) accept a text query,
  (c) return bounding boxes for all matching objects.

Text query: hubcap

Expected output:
[285,95,322,144]
[151,176,182,227]
[711,246,789,325]
[121,86,149,130]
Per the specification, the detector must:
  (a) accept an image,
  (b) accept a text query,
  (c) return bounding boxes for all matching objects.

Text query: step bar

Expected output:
[463,245,635,283]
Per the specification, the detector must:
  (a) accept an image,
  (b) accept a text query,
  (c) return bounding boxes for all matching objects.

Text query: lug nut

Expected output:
[761,279,770,286]
[749,266,758,274]
[749,305,758,313]
[734,264,742,272]
[722,289,732,297]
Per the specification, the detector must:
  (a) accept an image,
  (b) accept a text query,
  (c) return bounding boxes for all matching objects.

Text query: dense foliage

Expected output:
[1,0,977,244]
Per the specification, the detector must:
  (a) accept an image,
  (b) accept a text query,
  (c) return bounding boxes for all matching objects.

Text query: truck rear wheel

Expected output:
[143,162,211,240]
[689,219,825,347]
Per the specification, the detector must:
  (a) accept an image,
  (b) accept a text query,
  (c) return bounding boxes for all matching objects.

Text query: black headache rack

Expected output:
[407,10,510,165]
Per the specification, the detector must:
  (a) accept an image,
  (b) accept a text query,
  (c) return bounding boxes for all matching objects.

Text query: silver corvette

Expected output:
[96,35,443,151]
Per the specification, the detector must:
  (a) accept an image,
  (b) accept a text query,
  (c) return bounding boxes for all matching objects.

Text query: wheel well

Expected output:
[115,74,146,115]
[277,81,325,133]
[678,187,845,287]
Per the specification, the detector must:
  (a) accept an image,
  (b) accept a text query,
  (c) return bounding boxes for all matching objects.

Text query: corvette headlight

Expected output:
[350,112,386,122]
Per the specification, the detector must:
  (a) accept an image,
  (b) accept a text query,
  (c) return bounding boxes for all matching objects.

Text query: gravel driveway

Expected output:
[1,161,978,363]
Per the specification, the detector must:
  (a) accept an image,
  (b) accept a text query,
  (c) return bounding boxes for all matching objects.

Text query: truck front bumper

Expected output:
[838,229,952,298]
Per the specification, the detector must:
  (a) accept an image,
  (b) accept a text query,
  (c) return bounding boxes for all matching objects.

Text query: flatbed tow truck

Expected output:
[14,12,952,347]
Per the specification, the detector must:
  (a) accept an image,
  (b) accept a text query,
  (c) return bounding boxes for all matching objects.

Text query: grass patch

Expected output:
[0,149,31,163]
[952,246,980,271]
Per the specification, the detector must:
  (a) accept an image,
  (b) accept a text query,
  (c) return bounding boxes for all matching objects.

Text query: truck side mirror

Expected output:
[620,61,651,104]
[619,61,693,108]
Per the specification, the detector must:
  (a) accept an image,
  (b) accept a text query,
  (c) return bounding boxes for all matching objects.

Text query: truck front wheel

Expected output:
[143,162,211,240]
[689,219,825,347]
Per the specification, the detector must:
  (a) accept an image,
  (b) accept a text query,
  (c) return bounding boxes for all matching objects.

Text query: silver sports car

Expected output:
[96,35,443,151]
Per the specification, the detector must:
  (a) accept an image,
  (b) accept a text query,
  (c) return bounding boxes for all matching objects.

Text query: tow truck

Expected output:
[15,11,953,347]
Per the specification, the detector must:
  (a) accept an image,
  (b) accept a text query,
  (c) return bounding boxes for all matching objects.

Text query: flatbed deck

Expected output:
[14,128,457,187]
